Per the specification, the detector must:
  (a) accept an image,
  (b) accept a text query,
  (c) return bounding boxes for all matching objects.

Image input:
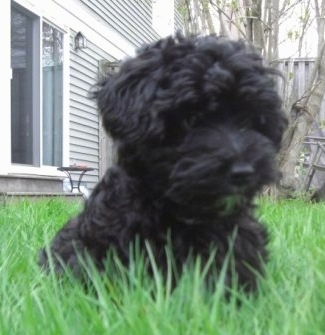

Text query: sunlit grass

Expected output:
[0,198,324,335]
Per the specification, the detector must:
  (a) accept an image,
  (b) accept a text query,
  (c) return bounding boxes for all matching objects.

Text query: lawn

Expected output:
[0,198,324,335]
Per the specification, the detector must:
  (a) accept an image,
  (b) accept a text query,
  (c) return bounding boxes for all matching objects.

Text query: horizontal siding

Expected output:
[70,136,99,149]
[70,117,98,134]
[69,33,112,190]
[70,83,94,97]
[70,128,98,142]
[175,5,184,33]
[69,99,98,120]
[67,3,183,190]
[70,114,98,131]
[69,102,98,122]
[80,0,161,48]
[70,144,98,159]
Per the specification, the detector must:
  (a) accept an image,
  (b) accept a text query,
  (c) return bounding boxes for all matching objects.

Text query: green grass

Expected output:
[0,198,324,335]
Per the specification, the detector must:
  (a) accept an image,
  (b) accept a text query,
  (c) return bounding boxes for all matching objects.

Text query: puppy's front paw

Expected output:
[38,218,86,277]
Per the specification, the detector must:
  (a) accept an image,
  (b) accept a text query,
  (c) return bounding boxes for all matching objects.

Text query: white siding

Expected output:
[67,1,183,190]
[79,0,161,48]
[69,33,118,189]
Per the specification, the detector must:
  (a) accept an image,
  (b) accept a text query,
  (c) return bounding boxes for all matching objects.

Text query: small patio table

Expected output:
[57,165,94,194]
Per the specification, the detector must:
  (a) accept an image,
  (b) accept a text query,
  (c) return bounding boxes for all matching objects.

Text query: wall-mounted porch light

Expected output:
[74,32,87,50]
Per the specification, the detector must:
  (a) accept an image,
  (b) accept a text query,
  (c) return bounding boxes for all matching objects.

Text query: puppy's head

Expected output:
[94,34,287,150]
[165,125,277,219]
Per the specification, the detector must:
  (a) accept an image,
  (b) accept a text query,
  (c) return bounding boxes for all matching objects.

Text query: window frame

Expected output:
[10,2,69,175]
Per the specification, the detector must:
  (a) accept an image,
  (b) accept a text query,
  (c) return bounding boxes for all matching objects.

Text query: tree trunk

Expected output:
[278,52,325,195]
[201,0,216,34]
[244,0,253,41]
[252,0,265,53]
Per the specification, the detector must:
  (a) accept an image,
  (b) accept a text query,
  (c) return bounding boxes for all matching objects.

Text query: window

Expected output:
[42,22,63,166]
[11,4,63,166]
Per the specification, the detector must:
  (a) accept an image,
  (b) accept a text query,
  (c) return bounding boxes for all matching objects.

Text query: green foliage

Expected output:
[0,198,324,335]
[287,29,300,41]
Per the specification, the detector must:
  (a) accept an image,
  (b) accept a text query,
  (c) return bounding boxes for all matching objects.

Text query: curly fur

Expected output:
[39,34,287,292]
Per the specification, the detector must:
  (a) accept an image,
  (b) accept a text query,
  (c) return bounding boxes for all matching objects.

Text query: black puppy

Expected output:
[39,34,287,292]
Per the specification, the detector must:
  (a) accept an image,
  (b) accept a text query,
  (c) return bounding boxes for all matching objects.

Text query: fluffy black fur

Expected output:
[39,34,287,292]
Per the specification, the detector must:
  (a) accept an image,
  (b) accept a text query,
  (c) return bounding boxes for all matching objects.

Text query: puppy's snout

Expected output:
[230,162,254,185]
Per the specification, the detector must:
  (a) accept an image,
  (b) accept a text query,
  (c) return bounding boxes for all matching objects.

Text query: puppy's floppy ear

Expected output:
[92,34,205,144]
[93,37,179,144]
[93,66,152,143]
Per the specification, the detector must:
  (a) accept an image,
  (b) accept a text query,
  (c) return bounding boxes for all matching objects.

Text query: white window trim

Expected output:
[9,4,69,177]
[4,0,136,177]
[0,0,11,174]
[15,0,136,59]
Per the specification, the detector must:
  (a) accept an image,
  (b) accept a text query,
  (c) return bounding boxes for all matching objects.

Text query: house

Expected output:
[0,0,183,197]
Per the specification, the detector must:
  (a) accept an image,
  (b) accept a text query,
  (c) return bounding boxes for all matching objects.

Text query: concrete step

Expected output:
[0,174,63,192]
[0,191,84,205]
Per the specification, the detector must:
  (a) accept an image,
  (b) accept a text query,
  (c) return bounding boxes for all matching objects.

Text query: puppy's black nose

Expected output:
[230,162,254,185]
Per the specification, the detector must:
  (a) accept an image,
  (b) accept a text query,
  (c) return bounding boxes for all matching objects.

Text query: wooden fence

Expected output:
[277,58,325,191]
